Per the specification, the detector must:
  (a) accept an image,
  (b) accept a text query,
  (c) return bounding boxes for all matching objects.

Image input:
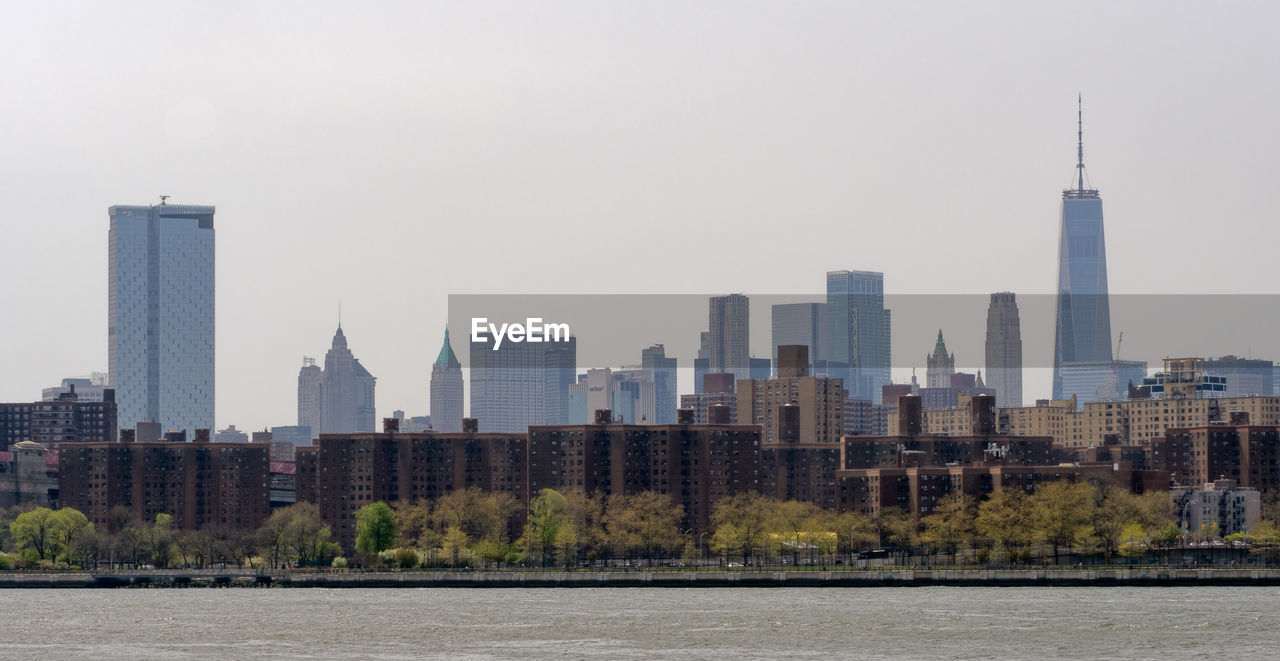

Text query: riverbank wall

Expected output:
[2,567,1279,588]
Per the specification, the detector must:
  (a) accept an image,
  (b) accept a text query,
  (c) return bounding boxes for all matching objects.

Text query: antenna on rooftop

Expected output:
[159,195,170,205]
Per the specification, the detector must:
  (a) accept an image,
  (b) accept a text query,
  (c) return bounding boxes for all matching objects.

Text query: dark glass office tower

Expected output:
[1053,99,1113,399]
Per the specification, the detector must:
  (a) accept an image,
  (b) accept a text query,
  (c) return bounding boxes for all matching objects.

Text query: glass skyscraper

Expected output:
[822,270,891,403]
[771,302,823,376]
[1053,101,1113,400]
[469,335,577,433]
[108,202,215,436]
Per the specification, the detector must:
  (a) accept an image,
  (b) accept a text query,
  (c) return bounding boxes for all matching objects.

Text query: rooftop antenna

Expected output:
[1076,94,1085,194]
[338,302,342,329]
[159,195,170,205]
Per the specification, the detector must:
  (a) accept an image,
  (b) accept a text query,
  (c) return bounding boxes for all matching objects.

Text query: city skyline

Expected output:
[3,3,1280,431]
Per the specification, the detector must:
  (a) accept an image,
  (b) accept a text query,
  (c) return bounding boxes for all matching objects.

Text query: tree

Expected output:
[257,503,337,568]
[10,508,57,561]
[285,503,340,567]
[710,493,775,565]
[257,508,293,568]
[562,491,606,563]
[394,500,434,548]
[1117,522,1149,559]
[433,489,518,546]
[146,513,177,568]
[117,522,150,568]
[441,526,470,567]
[830,510,876,560]
[709,522,743,563]
[604,492,683,564]
[1030,481,1095,564]
[875,507,919,561]
[976,489,1032,563]
[768,501,818,565]
[1248,521,1280,563]
[355,502,398,559]
[521,489,571,567]
[211,526,258,568]
[919,494,976,564]
[49,508,95,565]
[1091,486,1140,561]
[176,530,214,568]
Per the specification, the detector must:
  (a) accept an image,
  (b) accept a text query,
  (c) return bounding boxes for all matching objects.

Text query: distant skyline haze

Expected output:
[2,1,1278,431]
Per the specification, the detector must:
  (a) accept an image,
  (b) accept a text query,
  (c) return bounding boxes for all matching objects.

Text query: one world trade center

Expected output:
[1052,98,1113,399]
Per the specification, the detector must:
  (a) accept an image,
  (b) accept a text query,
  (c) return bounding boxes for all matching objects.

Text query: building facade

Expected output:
[469,333,576,433]
[641,344,678,424]
[298,327,377,436]
[59,432,270,531]
[108,202,215,435]
[925,330,955,389]
[823,270,891,403]
[771,302,823,376]
[680,373,738,424]
[429,328,464,433]
[297,357,323,437]
[1204,356,1273,397]
[527,412,762,533]
[42,374,110,403]
[299,423,528,550]
[1052,104,1113,400]
[1172,479,1261,537]
[708,294,750,383]
[985,292,1023,408]
[737,346,844,445]
[1059,360,1147,409]
[0,391,118,448]
[0,442,58,509]
[214,425,248,443]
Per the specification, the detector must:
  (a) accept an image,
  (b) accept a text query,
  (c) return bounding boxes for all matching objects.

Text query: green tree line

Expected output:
[6,479,1280,570]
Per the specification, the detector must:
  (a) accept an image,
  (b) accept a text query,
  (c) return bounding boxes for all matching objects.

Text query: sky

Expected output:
[2,1,1278,432]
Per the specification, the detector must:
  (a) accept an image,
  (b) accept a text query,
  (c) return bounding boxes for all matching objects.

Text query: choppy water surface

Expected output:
[1,587,1275,659]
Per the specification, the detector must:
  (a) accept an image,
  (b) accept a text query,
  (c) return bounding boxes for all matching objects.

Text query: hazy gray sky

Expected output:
[2,1,1278,431]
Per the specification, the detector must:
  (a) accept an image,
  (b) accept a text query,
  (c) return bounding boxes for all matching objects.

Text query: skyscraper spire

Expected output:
[1076,94,1085,194]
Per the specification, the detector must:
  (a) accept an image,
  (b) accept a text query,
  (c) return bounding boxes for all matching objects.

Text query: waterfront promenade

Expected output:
[3,567,1279,588]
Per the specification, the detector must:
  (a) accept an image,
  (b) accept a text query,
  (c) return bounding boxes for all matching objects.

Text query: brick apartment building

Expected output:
[58,429,269,531]
[526,409,761,533]
[297,418,528,549]
[0,388,117,448]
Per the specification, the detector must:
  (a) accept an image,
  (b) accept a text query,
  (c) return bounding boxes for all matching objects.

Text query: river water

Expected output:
[1,587,1274,659]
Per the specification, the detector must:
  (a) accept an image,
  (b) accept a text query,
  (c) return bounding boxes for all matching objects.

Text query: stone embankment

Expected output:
[1,567,1278,588]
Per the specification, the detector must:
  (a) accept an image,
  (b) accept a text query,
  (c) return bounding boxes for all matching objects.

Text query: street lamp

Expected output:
[698,531,710,569]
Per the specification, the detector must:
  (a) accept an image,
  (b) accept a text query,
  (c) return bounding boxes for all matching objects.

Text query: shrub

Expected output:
[19,548,40,569]
[0,553,12,570]
[331,557,348,569]
[395,547,419,569]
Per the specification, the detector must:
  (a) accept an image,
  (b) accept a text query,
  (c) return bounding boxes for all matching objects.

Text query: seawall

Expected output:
[1,568,1278,588]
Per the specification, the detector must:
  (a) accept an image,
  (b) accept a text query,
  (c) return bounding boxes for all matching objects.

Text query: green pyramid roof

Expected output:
[436,328,461,368]
[932,329,949,357]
